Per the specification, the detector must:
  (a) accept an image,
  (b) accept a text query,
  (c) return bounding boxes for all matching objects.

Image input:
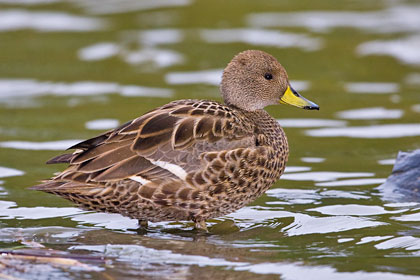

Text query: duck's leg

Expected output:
[138,219,148,228]
[194,220,208,232]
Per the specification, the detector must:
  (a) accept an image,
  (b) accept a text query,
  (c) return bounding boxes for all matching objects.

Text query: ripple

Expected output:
[308,204,406,216]
[0,166,25,178]
[68,243,419,279]
[0,79,173,102]
[344,82,399,94]
[281,171,374,182]
[358,35,420,66]
[315,178,386,187]
[392,212,420,222]
[0,226,87,243]
[0,140,81,150]
[301,157,325,163]
[356,236,393,245]
[338,238,354,243]
[284,166,312,173]
[385,202,419,208]
[278,118,346,128]
[0,206,84,220]
[0,0,61,3]
[266,188,318,205]
[200,28,323,51]
[227,207,292,225]
[85,119,119,130]
[283,214,386,236]
[247,5,420,34]
[74,0,191,15]
[78,30,185,67]
[227,207,386,236]
[138,29,184,47]
[378,159,396,165]
[72,244,247,267]
[124,48,184,68]
[0,200,17,210]
[405,73,420,87]
[319,190,369,200]
[375,236,420,250]
[336,107,403,120]
[0,9,106,32]
[78,42,120,61]
[71,212,139,230]
[306,124,420,138]
[267,188,369,205]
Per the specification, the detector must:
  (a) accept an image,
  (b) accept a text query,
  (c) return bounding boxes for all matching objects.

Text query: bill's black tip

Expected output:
[303,105,320,110]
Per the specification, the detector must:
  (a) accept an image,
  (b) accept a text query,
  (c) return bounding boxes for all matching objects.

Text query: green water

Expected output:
[1,1,420,279]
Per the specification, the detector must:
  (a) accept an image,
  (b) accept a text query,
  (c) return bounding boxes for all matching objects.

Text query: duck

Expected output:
[31,50,319,231]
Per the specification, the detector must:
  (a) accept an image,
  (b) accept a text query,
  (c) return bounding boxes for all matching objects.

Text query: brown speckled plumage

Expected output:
[31,50,318,230]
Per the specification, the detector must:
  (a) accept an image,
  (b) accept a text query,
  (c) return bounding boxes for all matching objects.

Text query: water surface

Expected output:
[1,0,420,279]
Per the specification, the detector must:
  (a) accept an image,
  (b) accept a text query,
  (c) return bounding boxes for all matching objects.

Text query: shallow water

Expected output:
[1,0,420,279]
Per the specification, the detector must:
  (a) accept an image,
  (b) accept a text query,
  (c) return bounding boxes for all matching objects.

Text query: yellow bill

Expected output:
[280,85,319,110]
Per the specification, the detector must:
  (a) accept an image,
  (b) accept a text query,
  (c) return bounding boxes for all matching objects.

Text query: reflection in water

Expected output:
[0,9,106,32]
[306,124,420,138]
[344,82,399,94]
[68,243,418,280]
[336,107,403,120]
[200,29,323,51]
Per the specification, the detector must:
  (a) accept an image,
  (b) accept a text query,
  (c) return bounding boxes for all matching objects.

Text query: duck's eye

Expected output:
[264,73,273,80]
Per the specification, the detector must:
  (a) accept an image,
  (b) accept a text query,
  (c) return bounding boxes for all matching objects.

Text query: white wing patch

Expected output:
[149,159,187,180]
[130,175,151,185]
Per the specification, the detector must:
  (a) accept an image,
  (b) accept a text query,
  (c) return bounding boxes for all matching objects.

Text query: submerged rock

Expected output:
[378,150,420,201]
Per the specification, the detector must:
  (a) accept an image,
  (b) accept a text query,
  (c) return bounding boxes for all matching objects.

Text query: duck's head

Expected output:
[221,50,319,111]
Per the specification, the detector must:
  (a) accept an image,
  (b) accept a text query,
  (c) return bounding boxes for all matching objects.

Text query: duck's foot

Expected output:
[194,220,208,232]
[138,219,148,228]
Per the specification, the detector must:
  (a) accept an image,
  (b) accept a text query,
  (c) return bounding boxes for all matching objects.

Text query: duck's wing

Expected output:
[34,100,256,189]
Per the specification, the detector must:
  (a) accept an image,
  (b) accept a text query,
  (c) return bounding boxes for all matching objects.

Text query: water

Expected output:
[1,0,420,279]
